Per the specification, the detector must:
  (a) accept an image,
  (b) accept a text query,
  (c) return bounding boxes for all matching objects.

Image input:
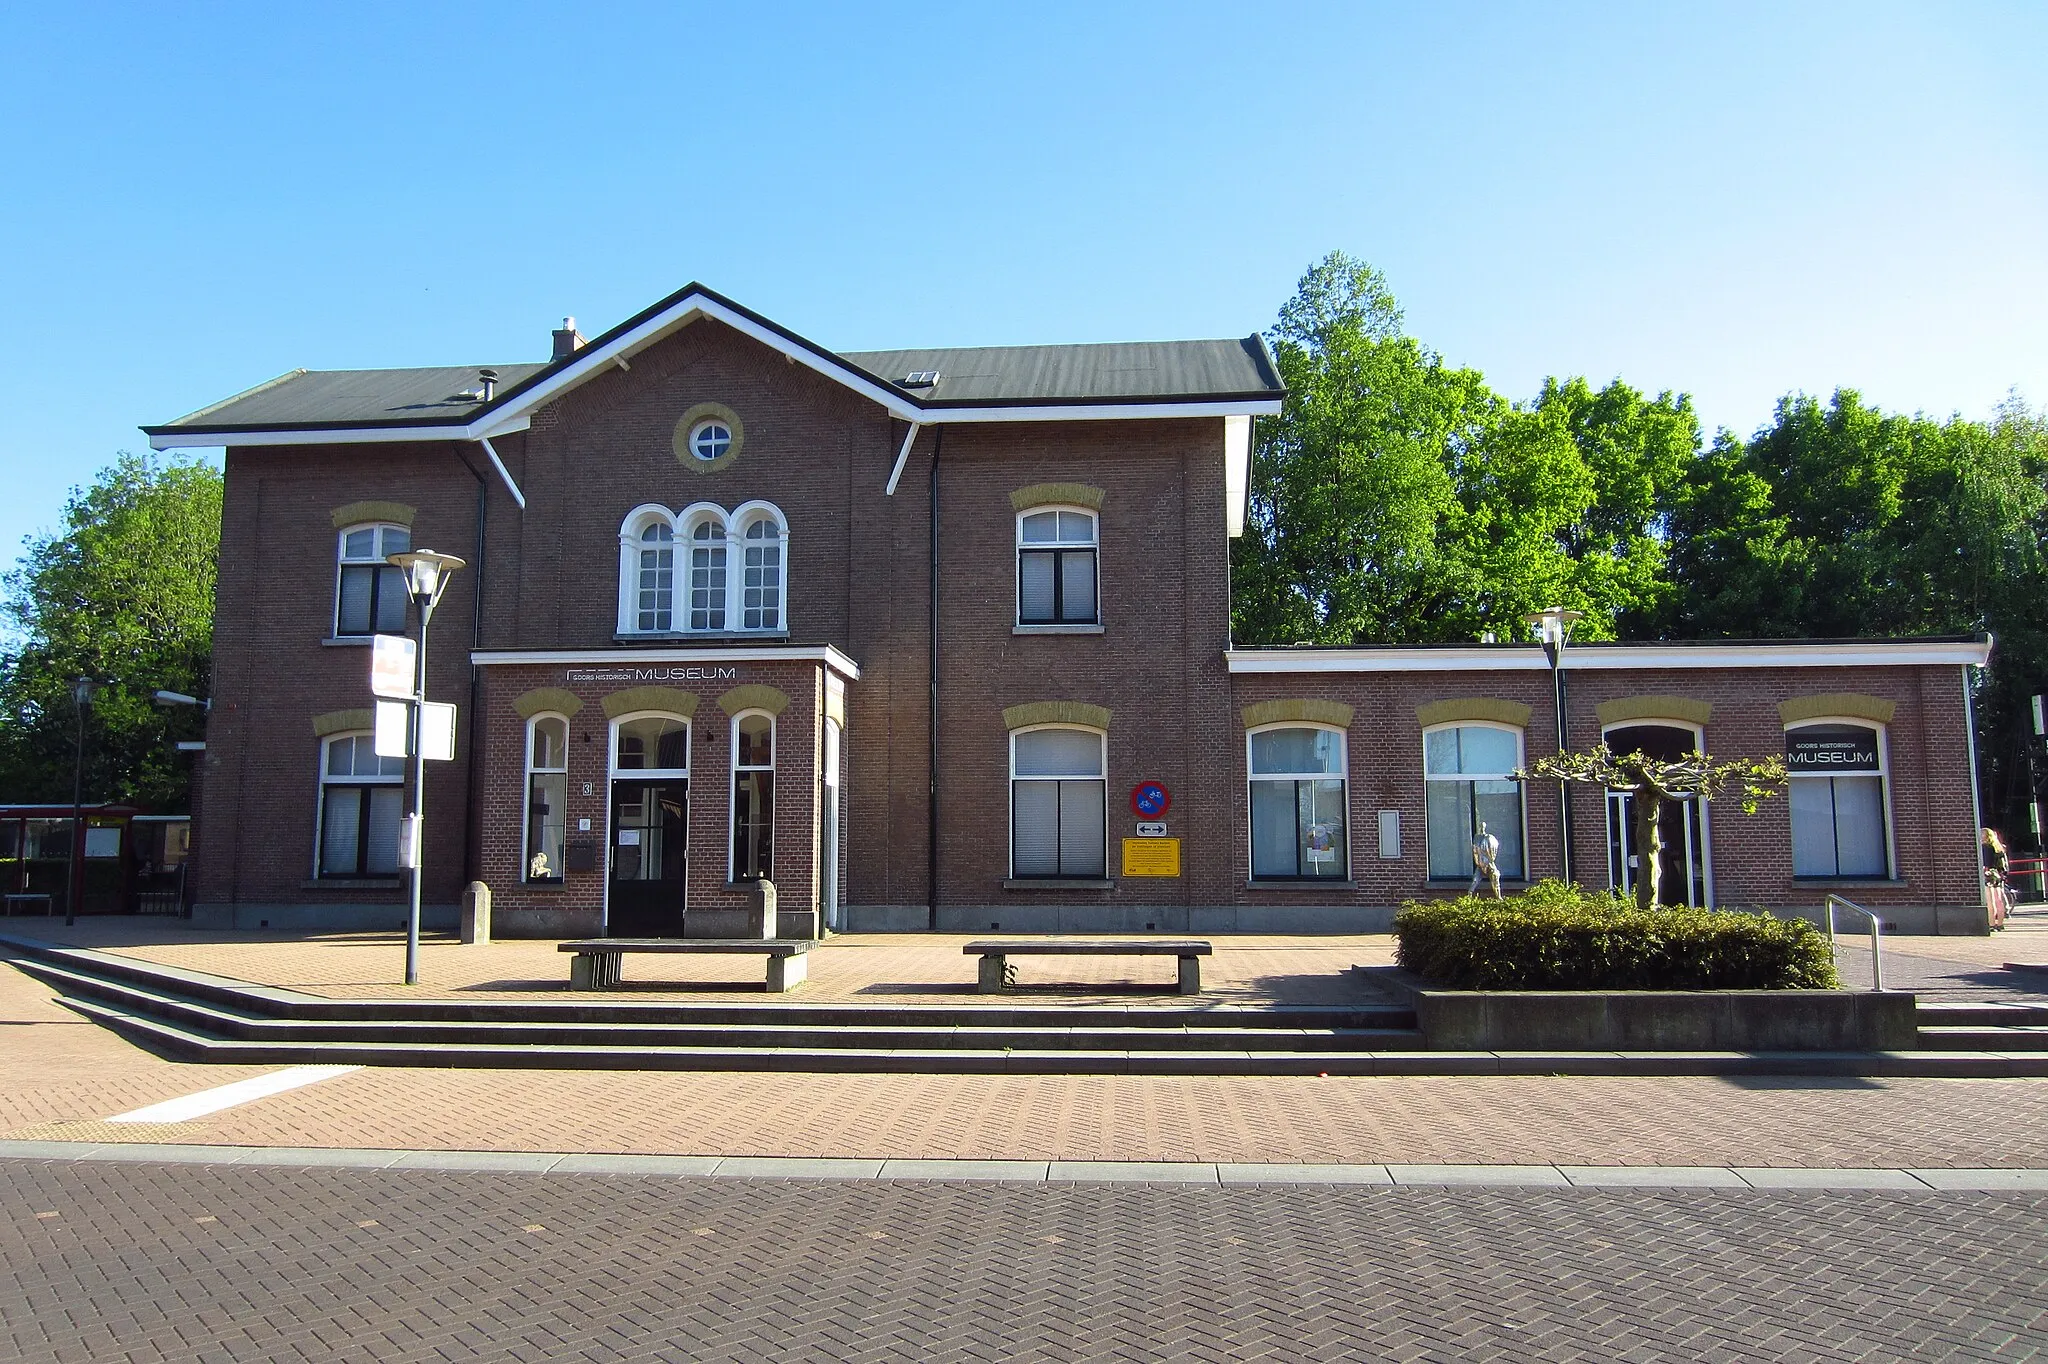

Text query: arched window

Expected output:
[617,503,789,636]
[731,711,775,881]
[334,523,411,637]
[316,732,404,878]
[524,715,569,882]
[735,504,787,632]
[1602,721,1710,906]
[1010,726,1107,878]
[1248,724,1348,880]
[1016,507,1098,626]
[1423,723,1525,880]
[1786,720,1892,878]
[687,515,729,632]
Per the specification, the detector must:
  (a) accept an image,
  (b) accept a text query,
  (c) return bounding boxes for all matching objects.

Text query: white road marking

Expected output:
[107,1065,363,1124]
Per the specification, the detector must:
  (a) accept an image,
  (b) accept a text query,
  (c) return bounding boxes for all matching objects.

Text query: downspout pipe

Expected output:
[927,426,943,930]
[454,447,489,886]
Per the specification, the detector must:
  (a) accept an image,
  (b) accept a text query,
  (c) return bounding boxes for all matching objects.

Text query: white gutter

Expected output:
[1225,638,1994,673]
[471,643,862,681]
[883,422,922,496]
[146,414,533,452]
[477,436,527,511]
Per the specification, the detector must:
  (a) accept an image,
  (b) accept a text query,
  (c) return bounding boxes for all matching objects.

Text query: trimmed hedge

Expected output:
[1394,881,1839,991]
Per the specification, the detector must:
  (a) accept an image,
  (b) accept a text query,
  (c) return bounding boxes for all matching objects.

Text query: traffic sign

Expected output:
[370,634,416,699]
[1130,780,1171,818]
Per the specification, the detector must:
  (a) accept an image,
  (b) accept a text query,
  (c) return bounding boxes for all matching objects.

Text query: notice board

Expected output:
[1121,837,1182,877]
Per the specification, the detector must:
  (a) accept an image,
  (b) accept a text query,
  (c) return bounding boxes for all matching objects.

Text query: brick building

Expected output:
[146,284,1995,938]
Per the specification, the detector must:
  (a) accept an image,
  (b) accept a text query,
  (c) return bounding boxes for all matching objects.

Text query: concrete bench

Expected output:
[558,939,814,993]
[963,939,1213,995]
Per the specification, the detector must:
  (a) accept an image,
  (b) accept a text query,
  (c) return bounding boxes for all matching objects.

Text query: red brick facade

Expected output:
[186,304,1992,936]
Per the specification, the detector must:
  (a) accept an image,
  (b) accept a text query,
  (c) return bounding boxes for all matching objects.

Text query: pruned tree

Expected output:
[1517,744,1787,910]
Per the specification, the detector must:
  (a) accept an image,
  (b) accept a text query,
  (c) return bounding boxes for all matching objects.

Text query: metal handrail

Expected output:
[1824,893,1885,992]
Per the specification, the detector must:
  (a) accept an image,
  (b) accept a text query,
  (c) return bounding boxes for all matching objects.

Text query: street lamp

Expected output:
[387,549,466,987]
[66,677,100,926]
[1524,607,1583,883]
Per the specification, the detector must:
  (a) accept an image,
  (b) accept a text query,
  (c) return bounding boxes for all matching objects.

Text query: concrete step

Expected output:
[0,936,1414,1031]
[1915,1001,2048,1028]
[13,957,1430,1055]
[57,995,2048,1078]
[1918,1025,2048,1051]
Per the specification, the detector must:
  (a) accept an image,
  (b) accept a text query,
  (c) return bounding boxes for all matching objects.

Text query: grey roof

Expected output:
[158,363,549,431]
[841,338,1278,405]
[147,282,1282,437]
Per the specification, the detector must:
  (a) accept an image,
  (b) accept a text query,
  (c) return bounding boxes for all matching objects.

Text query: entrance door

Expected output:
[1604,723,1709,907]
[608,780,688,936]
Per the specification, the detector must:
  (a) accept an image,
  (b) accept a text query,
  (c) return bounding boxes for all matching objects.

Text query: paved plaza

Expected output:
[4,919,2048,1358]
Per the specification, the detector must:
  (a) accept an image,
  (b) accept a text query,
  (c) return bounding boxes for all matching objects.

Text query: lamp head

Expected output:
[386,550,467,608]
[71,676,99,708]
[1522,606,1584,650]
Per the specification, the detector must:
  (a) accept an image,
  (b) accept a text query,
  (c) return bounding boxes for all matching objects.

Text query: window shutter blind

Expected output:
[1058,780,1106,877]
[337,567,373,635]
[365,787,404,874]
[321,789,361,875]
[1060,552,1096,622]
[1019,552,1056,622]
[1012,780,1060,876]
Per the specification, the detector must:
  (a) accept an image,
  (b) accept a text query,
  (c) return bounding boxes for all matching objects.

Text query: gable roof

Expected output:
[144,282,1283,448]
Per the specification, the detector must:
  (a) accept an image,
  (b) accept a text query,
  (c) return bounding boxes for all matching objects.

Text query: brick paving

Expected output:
[2,1158,2043,1362]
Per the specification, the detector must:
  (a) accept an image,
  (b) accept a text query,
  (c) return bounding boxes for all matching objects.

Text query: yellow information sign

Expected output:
[1121,837,1182,877]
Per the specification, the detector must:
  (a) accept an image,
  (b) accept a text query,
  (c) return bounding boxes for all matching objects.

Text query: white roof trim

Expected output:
[472,644,861,681]
[925,398,1284,423]
[1226,639,1992,673]
[149,417,531,451]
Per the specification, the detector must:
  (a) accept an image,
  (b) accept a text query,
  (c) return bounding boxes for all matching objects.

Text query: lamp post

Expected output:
[65,677,99,926]
[387,549,466,987]
[1524,607,1583,884]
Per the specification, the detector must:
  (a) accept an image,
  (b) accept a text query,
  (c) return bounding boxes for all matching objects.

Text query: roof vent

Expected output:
[901,370,940,388]
[552,316,586,362]
[478,368,500,402]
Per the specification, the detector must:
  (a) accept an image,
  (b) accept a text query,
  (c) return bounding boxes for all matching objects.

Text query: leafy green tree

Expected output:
[0,453,221,809]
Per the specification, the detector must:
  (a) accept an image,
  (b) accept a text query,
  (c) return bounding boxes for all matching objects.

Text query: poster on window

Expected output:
[1305,822,1338,865]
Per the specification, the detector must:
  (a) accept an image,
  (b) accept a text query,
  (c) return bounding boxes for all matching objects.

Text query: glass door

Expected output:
[607,780,688,937]
[1603,724,1710,907]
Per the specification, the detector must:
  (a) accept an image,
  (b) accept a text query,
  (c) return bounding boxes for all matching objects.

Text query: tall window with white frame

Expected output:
[635,523,674,632]
[1016,508,1098,626]
[334,524,411,637]
[739,513,784,631]
[1010,727,1107,878]
[1423,724,1526,880]
[317,733,404,878]
[688,518,728,632]
[524,715,569,882]
[1786,721,1892,878]
[731,712,774,881]
[1248,725,1349,880]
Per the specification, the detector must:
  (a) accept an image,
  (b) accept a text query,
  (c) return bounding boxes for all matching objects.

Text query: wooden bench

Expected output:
[963,939,1213,995]
[558,939,814,992]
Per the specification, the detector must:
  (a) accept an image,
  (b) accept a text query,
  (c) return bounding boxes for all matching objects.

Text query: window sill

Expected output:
[1421,879,1530,891]
[1002,878,1115,891]
[1012,624,1105,636]
[522,879,566,889]
[612,631,790,645]
[1792,877,1907,887]
[301,878,403,891]
[1247,879,1356,891]
[322,636,373,647]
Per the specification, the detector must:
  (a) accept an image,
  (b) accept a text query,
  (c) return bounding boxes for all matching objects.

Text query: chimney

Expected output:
[551,316,585,362]
[478,368,499,402]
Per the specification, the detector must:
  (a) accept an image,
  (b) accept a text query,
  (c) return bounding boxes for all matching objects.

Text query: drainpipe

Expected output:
[1964,663,1986,915]
[927,426,944,931]
[454,447,489,884]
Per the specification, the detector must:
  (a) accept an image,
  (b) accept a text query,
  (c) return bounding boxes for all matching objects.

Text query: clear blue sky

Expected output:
[2,2,2043,564]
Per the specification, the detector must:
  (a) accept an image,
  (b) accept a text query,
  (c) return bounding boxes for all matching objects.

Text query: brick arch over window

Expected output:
[1415,698,1532,730]
[512,687,584,720]
[1595,695,1713,728]
[719,684,791,717]
[1241,699,1355,730]
[601,687,700,720]
[1779,693,1897,726]
[1009,483,1106,512]
[1003,701,1112,731]
[329,501,416,530]
[311,709,373,737]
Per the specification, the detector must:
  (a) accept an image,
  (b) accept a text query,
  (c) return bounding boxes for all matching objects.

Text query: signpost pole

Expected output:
[405,602,431,987]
